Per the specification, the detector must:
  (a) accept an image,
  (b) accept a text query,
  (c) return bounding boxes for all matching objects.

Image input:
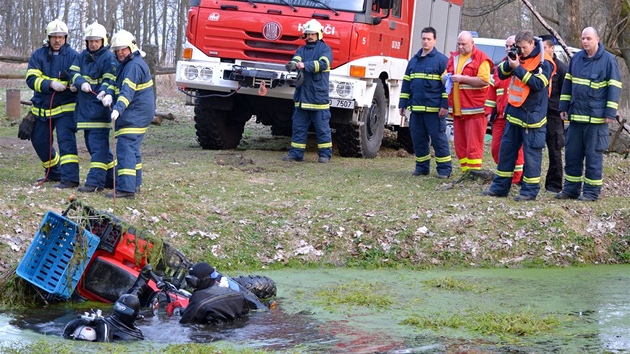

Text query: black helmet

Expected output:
[185,262,216,290]
[113,294,141,327]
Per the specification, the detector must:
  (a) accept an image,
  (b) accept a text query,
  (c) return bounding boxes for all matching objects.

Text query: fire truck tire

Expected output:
[194,99,245,149]
[232,275,277,300]
[396,127,415,154]
[335,80,386,158]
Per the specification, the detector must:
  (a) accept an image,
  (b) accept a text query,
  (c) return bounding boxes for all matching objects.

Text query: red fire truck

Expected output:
[176,0,463,157]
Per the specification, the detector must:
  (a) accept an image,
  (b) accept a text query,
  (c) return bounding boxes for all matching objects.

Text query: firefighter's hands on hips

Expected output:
[111,110,119,122]
[439,107,448,118]
[50,81,66,92]
[101,95,113,107]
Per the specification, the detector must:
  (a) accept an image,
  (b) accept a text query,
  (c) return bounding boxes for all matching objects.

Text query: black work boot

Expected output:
[53,181,79,189]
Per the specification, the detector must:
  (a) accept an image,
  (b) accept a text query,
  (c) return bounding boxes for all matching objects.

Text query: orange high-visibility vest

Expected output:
[508,50,556,107]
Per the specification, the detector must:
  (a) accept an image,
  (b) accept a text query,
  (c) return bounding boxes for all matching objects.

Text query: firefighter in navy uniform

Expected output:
[556,27,622,201]
[25,19,79,188]
[101,30,155,199]
[482,30,555,201]
[282,19,333,163]
[398,26,452,178]
[70,22,117,193]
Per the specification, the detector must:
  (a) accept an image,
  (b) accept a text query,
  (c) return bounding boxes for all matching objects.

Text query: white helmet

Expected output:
[110,29,138,53]
[84,22,108,46]
[46,19,69,37]
[303,19,323,40]
[71,325,97,341]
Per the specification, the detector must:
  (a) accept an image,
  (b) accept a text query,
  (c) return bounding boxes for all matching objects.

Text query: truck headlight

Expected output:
[184,65,198,80]
[199,67,213,81]
[336,82,353,98]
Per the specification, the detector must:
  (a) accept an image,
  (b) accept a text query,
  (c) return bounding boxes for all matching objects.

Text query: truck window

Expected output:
[262,0,364,12]
[392,0,401,18]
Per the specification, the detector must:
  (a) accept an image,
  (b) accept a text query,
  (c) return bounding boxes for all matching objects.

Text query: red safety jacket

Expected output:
[447,47,493,117]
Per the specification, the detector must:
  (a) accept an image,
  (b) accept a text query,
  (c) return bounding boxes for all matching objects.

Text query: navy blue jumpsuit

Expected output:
[286,40,333,160]
[26,42,79,183]
[70,45,118,189]
[106,51,155,194]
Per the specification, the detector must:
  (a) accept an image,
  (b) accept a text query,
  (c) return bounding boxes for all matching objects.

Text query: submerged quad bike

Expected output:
[16,197,277,316]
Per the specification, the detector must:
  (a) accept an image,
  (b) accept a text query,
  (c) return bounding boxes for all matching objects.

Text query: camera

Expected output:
[508,43,522,60]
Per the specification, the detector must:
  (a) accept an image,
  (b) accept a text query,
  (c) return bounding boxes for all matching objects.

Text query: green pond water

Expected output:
[1,265,629,353]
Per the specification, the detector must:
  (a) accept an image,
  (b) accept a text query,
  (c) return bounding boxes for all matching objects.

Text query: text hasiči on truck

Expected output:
[176,0,463,157]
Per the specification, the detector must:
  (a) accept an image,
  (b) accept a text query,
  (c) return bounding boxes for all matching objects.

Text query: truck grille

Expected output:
[243,31,301,62]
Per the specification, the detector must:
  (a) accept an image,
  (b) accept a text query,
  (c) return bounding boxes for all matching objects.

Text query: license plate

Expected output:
[329,98,354,109]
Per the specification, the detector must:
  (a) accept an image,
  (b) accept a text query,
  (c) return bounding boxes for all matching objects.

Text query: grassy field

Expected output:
[1,73,630,275]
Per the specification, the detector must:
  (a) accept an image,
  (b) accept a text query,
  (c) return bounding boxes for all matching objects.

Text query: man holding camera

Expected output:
[485,35,524,185]
[482,30,556,201]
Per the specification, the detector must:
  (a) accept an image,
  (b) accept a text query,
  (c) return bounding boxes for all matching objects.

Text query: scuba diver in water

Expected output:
[179,262,251,325]
[63,293,144,341]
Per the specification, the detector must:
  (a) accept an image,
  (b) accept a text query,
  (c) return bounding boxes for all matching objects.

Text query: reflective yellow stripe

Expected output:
[114,127,148,137]
[31,103,76,118]
[60,154,79,165]
[415,154,430,163]
[42,153,60,168]
[435,155,452,163]
[410,106,441,112]
[565,174,583,183]
[136,163,142,170]
[496,170,513,178]
[522,176,540,184]
[570,115,606,124]
[77,122,112,129]
[410,73,442,80]
[118,168,136,176]
[291,142,306,149]
[506,114,547,128]
[318,142,332,149]
[299,103,330,110]
[90,162,108,170]
[584,177,603,186]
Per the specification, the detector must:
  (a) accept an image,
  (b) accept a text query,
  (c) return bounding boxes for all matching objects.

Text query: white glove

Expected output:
[81,82,92,93]
[111,110,120,122]
[50,81,66,92]
[102,94,113,107]
[96,91,106,100]
[69,85,78,93]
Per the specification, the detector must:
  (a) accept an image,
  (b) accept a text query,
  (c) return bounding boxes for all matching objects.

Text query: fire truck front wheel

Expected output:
[194,98,246,150]
[335,80,386,158]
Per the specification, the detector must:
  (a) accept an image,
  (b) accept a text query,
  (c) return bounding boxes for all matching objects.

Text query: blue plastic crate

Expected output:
[16,211,100,299]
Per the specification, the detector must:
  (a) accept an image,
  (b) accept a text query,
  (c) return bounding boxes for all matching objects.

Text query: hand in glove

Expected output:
[102,94,113,107]
[96,91,106,100]
[17,112,35,140]
[111,110,120,122]
[81,82,92,93]
[69,85,78,93]
[50,81,66,92]
[285,61,297,72]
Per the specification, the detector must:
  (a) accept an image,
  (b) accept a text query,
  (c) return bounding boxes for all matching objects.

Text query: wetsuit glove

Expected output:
[50,81,66,92]
[102,94,113,107]
[17,112,35,140]
[285,61,297,72]
[81,82,92,93]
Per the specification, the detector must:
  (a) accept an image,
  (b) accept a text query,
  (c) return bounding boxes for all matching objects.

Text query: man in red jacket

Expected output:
[446,31,493,178]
